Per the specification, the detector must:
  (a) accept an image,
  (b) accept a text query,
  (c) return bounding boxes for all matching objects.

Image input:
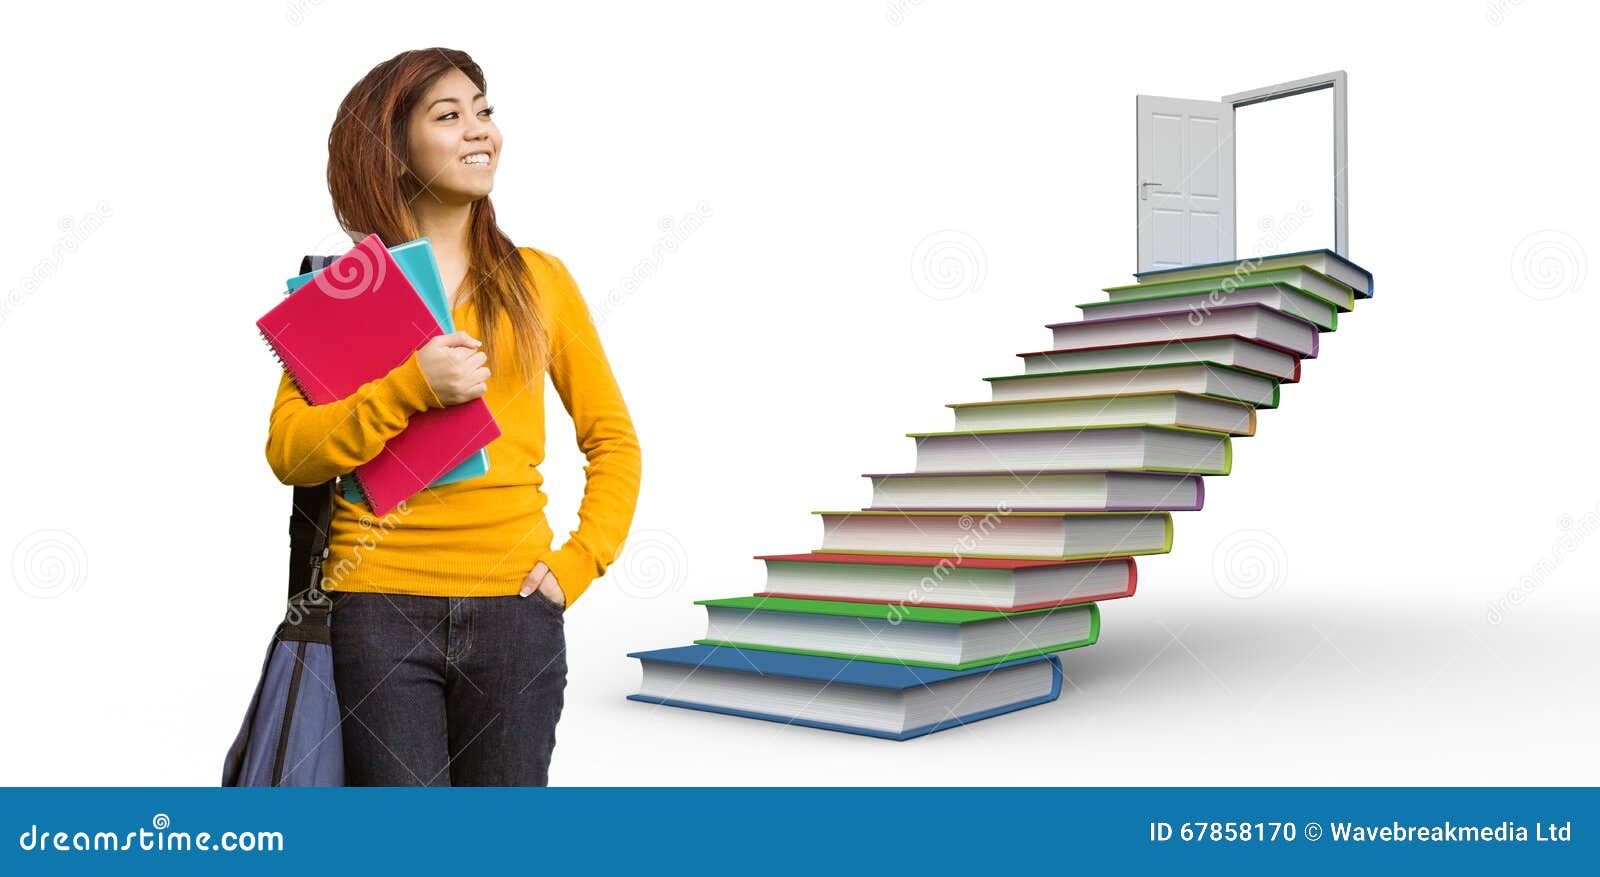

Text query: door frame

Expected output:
[1222,70,1349,257]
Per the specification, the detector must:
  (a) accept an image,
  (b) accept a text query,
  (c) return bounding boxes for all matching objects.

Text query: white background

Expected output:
[2,0,1596,786]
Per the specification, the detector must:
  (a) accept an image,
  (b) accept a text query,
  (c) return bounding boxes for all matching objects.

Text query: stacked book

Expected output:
[630,249,1374,739]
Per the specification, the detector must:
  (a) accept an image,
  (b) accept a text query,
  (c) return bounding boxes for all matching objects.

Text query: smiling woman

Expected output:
[264,47,643,787]
[323,49,543,380]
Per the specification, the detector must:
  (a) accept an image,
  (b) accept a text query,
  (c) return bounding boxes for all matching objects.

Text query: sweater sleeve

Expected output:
[264,350,444,487]
[532,252,643,606]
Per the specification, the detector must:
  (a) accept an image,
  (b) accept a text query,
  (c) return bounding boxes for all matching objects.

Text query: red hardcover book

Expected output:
[257,234,501,515]
[754,552,1137,612]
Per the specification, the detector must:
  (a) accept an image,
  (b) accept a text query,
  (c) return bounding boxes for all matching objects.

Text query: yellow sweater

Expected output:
[264,247,641,606]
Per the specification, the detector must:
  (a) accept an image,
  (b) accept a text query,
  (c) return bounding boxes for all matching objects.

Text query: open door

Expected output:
[1135,72,1348,273]
[1136,95,1235,273]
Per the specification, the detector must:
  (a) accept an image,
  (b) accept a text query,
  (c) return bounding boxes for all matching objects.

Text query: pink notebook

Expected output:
[257,234,501,515]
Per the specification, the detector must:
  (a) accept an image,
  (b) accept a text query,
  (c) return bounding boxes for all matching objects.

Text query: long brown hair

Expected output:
[326,47,549,383]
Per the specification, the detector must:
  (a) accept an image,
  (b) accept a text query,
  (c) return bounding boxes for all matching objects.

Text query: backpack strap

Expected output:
[282,254,343,624]
[301,254,339,274]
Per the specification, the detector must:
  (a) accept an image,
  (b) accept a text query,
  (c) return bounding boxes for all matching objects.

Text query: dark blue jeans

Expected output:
[328,590,568,786]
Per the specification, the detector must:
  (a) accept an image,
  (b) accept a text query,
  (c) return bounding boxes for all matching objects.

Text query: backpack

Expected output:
[221,255,344,786]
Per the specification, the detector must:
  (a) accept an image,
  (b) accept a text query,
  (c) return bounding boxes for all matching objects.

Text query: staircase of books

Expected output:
[629,250,1374,739]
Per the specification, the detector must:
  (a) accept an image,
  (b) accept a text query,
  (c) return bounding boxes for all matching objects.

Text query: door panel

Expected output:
[1137,95,1235,272]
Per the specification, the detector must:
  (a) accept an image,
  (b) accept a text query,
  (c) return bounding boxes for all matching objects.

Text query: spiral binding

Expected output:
[260,328,317,403]
[263,328,380,513]
[268,248,385,515]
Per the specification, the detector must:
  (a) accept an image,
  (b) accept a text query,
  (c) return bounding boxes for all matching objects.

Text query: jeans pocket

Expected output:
[529,589,566,618]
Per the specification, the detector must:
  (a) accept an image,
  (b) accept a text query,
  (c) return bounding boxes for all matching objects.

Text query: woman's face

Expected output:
[404,68,501,204]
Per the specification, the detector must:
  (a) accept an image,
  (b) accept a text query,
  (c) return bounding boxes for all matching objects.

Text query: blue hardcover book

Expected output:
[626,644,1064,740]
[286,238,490,501]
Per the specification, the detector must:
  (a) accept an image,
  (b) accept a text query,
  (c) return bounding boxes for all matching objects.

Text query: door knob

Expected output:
[1139,180,1162,201]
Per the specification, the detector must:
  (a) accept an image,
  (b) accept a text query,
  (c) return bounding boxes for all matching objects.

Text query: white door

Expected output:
[1136,95,1235,272]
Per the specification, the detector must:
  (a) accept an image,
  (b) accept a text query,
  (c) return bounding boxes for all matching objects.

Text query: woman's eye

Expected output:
[479,106,496,118]
[438,111,458,121]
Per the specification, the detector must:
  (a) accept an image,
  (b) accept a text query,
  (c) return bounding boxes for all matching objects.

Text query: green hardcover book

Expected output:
[1080,281,1338,331]
[945,391,1256,436]
[906,423,1233,475]
[1104,266,1357,312]
[986,361,1282,409]
[1017,337,1299,383]
[812,509,1175,561]
[1130,249,1373,300]
[694,595,1101,670]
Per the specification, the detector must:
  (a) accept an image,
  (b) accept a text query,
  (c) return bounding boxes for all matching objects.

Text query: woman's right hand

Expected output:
[417,331,490,405]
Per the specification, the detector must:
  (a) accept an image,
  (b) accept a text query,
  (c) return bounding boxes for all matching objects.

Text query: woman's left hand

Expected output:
[519,562,566,607]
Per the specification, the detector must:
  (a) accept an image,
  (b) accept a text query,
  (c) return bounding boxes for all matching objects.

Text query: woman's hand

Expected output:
[417,331,490,405]
[519,562,566,607]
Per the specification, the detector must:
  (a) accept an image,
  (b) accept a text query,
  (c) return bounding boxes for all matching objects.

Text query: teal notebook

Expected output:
[285,237,490,502]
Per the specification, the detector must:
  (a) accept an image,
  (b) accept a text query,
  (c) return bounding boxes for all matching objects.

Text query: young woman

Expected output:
[264,48,642,786]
